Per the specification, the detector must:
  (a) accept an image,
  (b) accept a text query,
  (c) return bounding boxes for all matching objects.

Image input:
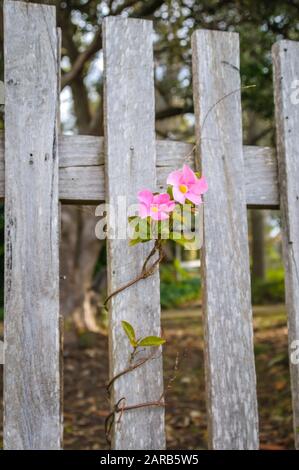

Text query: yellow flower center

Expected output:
[179,184,188,194]
[151,206,158,212]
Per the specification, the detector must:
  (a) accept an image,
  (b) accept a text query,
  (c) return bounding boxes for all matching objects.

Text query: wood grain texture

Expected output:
[4,0,61,449]
[103,17,165,450]
[272,39,299,449]
[0,340,3,365]
[192,29,259,449]
[0,134,279,207]
[243,145,278,208]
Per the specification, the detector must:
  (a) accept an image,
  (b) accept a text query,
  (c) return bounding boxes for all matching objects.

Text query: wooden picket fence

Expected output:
[1,0,299,450]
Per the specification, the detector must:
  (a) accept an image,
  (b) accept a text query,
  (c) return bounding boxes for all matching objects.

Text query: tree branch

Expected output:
[249,126,272,145]
[88,96,104,135]
[61,30,102,89]
[156,105,193,120]
[61,0,164,89]
[60,10,92,132]
[130,0,164,18]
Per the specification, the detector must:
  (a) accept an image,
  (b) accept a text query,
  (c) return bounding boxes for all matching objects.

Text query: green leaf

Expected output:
[182,203,194,212]
[172,210,185,223]
[167,186,174,199]
[138,336,166,347]
[121,321,137,347]
[169,231,184,241]
[138,218,151,239]
[129,237,142,246]
[170,232,198,249]
[128,216,138,222]
[157,219,169,238]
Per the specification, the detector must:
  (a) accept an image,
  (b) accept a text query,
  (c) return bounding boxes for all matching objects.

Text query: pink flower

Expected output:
[138,190,175,221]
[167,164,208,205]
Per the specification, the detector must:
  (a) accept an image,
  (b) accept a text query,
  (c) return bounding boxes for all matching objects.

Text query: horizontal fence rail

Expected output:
[0,135,279,207]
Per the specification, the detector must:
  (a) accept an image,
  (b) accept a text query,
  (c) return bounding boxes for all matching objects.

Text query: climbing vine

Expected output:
[104,163,207,445]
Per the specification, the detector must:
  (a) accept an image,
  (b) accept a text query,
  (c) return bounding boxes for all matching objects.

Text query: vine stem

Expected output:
[103,85,255,311]
[103,83,255,312]
[103,239,164,445]
[103,82,257,447]
[103,239,164,309]
[105,396,165,446]
[106,348,160,396]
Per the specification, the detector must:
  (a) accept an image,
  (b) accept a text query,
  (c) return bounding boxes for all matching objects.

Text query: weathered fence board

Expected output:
[103,17,165,450]
[272,39,299,449]
[192,30,259,449]
[4,0,61,449]
[0,134,279,207]
[243,145,278,208]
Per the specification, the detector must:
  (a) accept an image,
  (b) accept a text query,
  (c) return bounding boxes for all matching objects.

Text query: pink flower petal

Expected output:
[173,186,186,204]
[153,193,170,204]
[138,203,150,218]
[192,176,208,195]
[186,192,202,205]
[165,201,176,212]
[182,164,196,184]
[138,189,154,206]
[150,209,162,221]
[158,211,170,221]
[167,170,183,186]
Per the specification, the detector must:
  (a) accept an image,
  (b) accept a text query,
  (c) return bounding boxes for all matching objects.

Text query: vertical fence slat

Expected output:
[103,17,165,450]
[192,30,259,449]
[4,0,61,449]
[272,40,299,449]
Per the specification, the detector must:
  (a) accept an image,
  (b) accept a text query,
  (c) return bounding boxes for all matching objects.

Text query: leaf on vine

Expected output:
[129,237,142,246]
[129,217,153,245]
[167,186,174,199]
[172,210,186,224]
[138,218,151,239]
[170,232,197,250]
[138,336,166,347]
[121,320,137,347]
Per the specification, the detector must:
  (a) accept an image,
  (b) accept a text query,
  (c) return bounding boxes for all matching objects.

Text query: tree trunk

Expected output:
[246,111,266,282]
[60,204,103,332]
[59,80,103,332]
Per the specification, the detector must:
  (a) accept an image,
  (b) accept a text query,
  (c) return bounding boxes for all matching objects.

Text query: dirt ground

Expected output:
[0,304,295,449]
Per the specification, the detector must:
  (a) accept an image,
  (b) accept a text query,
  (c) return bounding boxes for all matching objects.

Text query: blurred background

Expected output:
[0,0,299,450]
